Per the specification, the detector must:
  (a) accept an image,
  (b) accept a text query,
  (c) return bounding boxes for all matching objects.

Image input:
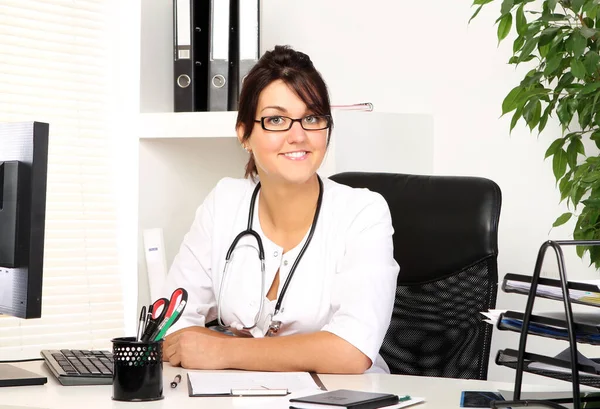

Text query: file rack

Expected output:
[492,240,600,409]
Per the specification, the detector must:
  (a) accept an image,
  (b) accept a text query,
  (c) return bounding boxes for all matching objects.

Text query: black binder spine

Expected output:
[174,0,195,112]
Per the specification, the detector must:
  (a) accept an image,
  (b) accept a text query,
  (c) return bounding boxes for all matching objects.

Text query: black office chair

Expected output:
[330,172,501,380]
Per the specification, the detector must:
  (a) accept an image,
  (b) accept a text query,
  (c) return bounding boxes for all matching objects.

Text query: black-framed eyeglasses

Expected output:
[254,115,332,132]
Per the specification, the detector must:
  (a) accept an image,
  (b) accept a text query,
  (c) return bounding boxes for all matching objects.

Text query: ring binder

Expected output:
[208,0,230,111]
[173,0,194,112]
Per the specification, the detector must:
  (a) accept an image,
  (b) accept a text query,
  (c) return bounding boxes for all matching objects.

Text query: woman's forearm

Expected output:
[221,331,371,374]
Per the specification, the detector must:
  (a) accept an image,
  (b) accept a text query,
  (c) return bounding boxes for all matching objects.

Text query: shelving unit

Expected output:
[493,240,600,409]
[139,112,238,139]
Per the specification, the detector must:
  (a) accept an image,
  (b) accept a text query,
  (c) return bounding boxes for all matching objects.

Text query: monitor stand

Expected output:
[0,364,47,387]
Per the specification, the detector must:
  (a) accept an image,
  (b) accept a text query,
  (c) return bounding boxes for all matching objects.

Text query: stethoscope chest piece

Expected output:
[266,319,282,337]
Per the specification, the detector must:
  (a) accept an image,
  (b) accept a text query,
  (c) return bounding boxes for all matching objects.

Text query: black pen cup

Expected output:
[111,336,164,402]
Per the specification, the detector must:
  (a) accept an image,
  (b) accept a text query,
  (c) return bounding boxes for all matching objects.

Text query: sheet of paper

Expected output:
[187,371,322,395]
[505,280,600,305]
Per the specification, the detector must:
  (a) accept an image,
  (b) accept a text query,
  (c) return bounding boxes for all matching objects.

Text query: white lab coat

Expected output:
[162,176,399,373]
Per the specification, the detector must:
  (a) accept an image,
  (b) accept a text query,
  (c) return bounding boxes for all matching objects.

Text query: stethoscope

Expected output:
[216,175,324,336]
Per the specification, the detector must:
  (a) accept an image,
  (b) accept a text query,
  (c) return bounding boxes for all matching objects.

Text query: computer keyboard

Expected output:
[41,349,113,386]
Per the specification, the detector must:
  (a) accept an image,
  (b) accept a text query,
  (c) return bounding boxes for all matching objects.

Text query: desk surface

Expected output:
[0,361,579,409]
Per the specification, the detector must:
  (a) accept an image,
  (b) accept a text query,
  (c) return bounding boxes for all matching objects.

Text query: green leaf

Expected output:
[583,198,600,208]
[582,172,600,183]
[513,35,525,53]
[514,87,551,106]
[567,138,584,168]
[541,13,567,22]
[585,52,600,75]
[539,108,550,133]
[557,98,574,128]
[502,86,523,115]
[593,93,600,126]
[557,72,575,90]
[516,5,527,36]
[553,149,568,180]
[572,184,588,207]
[560,175,573,201]
[501,0,515,15]
[518,36,539,62]
[544,53,563,75]
[581,82,600,94]
[539,27,561,47]
[510,105,524,132]
[572,32,588,58]
[547,0,558,11]
[571,58,587,79]
[539,42,551,58]
[498,13,513,44]
[579,104,593,129]
[473,0,494,4]
[583,16,595,27]
[572,0,585,14]
[553,212,573,227]
[545,138,566,159]
[525,99,542,130]
[592,130,600,149]
[520,71,544,87]
[572,137,585,155]
[581,27,597,39]
[469,5,484,24]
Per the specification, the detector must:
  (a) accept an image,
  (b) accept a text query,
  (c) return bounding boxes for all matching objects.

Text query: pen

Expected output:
[170,374,182,388]
[136,306,146,342]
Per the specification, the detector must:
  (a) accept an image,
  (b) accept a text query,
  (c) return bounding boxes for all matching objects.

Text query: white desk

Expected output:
[0,361,579,409]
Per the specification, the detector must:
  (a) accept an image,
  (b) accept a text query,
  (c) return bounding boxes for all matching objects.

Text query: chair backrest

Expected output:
[329,172,501,380]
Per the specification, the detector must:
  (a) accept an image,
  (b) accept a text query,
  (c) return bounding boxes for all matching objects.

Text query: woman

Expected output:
[161,45,399,374]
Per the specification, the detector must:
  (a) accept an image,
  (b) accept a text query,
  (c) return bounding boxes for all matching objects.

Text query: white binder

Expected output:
[238,0,259,94]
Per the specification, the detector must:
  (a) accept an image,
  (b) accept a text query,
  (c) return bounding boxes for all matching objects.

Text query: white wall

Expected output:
[260,0,600,383]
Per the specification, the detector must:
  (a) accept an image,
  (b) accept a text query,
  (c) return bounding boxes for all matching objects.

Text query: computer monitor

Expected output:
[0,121,49,386]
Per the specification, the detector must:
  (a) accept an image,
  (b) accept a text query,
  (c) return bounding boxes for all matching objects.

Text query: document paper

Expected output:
[187,371,321,395]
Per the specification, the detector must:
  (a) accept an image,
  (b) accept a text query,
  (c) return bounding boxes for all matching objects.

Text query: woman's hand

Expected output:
[163,329,230,369]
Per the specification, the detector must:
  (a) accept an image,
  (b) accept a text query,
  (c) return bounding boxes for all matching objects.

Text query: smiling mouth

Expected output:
[281,151,309,159]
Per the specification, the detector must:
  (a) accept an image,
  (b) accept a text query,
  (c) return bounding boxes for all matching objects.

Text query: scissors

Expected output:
[141,288,188,342]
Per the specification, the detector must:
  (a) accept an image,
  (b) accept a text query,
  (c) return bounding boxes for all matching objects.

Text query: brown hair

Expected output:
[236,45,333,179]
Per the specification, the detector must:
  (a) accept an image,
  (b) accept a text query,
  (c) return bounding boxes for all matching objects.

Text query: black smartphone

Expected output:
[461,391,507,408]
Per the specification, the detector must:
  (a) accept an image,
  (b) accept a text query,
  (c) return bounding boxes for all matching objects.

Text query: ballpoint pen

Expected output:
[171,374,182,388]
[136,305,146,342]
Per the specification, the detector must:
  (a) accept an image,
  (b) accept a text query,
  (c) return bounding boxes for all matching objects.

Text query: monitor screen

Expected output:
[0,121,49,319]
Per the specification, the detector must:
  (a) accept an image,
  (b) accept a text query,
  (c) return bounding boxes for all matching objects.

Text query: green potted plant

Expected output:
[471,0,600,265]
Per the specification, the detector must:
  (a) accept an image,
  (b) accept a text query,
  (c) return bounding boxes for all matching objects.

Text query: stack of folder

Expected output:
[497,310,600,345]
[173,0,259,112]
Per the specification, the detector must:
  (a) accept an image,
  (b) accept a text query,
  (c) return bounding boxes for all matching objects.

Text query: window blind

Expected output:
[0,0,125,359]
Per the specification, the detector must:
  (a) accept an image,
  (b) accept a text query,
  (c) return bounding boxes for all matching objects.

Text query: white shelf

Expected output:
[139,112,238,139]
